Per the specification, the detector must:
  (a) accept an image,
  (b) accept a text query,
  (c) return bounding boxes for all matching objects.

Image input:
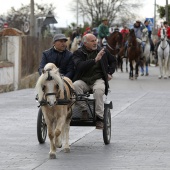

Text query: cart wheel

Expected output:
[37,108,47,144]
[103,106,111,144]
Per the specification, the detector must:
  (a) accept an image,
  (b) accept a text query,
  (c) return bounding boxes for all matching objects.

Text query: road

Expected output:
[0,64,170,170]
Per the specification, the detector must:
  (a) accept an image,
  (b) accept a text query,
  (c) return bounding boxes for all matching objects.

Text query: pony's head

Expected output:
[36,63,64,107]
[160,27,167,41]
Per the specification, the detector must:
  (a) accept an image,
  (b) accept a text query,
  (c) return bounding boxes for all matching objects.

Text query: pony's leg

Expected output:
[42,110,56,159]
[54,107,69,150]
[63,120,71,153]
[47,123,57,159]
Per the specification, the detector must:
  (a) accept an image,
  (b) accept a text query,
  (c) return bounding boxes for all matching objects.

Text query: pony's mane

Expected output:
[35,63,64,101]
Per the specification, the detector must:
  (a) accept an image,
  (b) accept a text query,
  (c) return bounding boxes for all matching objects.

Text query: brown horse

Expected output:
[106,31,123,71]
[106,31,123,55]
[118,32,129,72]
[127,29,142,79]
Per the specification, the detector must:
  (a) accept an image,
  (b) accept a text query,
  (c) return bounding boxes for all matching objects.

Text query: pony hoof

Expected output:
[164,76,167,79]
[64,148,70,153]
[49,153,56,159]
[158,76,162,79]
[57,144,62,148]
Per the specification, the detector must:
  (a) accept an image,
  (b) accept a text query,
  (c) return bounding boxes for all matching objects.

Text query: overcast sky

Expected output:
[0,0,167,27]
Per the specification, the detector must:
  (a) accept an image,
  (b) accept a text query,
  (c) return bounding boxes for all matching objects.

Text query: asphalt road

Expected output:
[0,64,170,170]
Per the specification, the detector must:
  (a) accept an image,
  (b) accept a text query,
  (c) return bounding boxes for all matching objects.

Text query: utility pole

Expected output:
[76,0,78,27]
[165,0,169,22]
[153,0,156,34]
[30,0,35,36]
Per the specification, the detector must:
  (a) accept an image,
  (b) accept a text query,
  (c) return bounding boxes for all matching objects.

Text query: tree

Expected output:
[157,5,170,23]
[4,3,55,33]
[70,0,142,27]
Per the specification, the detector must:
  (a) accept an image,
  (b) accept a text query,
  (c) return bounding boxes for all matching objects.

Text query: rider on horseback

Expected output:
[144,19,155,54]
[154,21,170,61]
[98,18,110,47]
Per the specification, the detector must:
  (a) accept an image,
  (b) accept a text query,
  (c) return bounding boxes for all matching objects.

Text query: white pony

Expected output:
[141,28,151,76]
[35,63,75,159]
[157,27,170,79]
[70,36,82,53]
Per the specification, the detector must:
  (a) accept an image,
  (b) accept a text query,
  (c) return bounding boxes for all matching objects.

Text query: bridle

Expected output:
[38,71,75,107]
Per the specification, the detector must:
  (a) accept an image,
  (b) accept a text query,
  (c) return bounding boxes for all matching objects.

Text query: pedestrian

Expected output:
[72,33,116,129]
[38,33,75,80]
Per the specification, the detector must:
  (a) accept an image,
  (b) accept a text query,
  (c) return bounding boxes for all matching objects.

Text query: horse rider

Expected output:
[144,19,155,55]
[133,20,146,51]
[154,21,170,61]
[72,33,116,129]
[114,25,120,32]
[120,25,129,42]
[98,18,110,47]
[83,27,92,36]
[38,33,75,80]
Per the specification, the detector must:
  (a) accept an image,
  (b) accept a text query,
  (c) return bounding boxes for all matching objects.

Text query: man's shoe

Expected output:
[81,110,89,121]
[96,121,104,129]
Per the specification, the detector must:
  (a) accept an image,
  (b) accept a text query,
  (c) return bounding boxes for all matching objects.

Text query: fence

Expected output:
[0,35,53,92]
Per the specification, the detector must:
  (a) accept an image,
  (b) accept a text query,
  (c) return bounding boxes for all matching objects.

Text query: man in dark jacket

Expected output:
[73,33,116,129]
[38,34,74,80]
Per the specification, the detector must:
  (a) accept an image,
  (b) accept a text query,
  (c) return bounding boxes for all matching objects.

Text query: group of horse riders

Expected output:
[37,18,170,129]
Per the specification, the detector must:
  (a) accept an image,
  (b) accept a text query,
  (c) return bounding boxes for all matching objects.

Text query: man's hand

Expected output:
[95,48,105,62]
[108,74,112,81]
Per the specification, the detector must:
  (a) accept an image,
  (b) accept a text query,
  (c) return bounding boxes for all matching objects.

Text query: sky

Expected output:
[0,0,168,27]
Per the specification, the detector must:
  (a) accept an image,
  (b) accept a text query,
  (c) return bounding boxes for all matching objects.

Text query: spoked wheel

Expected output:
[37,108,47,144]
[103,106,111,145]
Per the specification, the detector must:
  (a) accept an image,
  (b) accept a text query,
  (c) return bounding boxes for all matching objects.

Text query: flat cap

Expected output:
[53,34,68,42]
[102,18,108,21]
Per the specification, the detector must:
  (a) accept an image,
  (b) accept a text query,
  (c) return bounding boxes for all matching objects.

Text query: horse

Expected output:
[157,27,170,79]
[127,29,142,80]
[35,63,75,159]
[118,32,129,72]
[70,36,82,53]
[105,31,123,71]
[140,28,151,76]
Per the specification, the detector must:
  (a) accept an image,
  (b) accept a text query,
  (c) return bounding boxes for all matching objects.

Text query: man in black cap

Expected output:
[38,33,75,80]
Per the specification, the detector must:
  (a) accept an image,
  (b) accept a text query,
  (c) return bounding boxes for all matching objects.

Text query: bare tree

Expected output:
[5,3,55,31]
[70,0,142,27]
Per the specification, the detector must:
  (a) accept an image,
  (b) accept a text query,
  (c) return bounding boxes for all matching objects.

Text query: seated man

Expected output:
[38,33,75,80]
[72,33,116,129]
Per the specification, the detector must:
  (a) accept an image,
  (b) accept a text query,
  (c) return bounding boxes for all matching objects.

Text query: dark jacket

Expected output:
[38,47,75,80]
[72,46,116,95]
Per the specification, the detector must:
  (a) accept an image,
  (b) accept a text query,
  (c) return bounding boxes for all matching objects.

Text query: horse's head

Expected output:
[36,63,64,107]
[106,32,123,54]
[160,27,167,41]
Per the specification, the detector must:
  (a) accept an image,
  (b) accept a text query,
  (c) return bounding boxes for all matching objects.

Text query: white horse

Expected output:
[70,36,82,53]
[141,28,151,76]
[157,27,170,79]
[35,63,75,159]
